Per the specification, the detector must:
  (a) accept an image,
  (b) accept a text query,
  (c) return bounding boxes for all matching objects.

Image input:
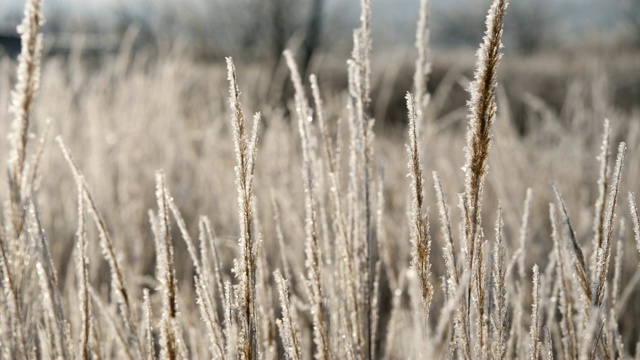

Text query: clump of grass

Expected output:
[1,1,44,355]
[226,56,261,358]
[2,0,640,358]
[153,171,187,359]
[58,137,142,358]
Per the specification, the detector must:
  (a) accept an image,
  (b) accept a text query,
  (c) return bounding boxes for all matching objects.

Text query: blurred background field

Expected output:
[1,0,639,127]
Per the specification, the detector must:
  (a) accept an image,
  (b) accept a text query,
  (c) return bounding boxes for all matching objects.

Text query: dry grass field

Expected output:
[1,0,640,358]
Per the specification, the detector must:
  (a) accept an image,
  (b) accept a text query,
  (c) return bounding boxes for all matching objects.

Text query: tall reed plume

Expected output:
[8,0,43,204]
[461,0,508,355]
[227,57,261,358]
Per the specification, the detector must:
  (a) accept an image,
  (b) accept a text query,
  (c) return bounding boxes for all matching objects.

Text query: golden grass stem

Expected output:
[530,264,540,360]
[227,57,261,359]
[406,92,433,334]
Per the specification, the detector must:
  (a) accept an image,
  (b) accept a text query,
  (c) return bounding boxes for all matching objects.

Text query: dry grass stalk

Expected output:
[350,0,372,113]
[530,264,540,360]
[492,205,507,360]
[474,230,489,356]
[433,172,471,359]
[310,75,336,175]
[406,92,433,333]
[345,72,368,360]
[506,288,524,359]
[74,178,90,360]
[142,289,155,360]
[87,285,135,360]
[413,0,431,135]
[346,3,377,353]
[153,172,185,360]
[256,230,278,360]
[0,223,24,357]
[283,52,314,160]
[1,2,45,352]
[310,74,352,280]
[311,69,358,359]
[549,204,577,359]
[309,74,349,285]
[198,218,226,357]
[36,262,65,358]
[593,142,626,307]
[591,120,611,275]
[577,303,605,360]
[284,50,331,360]
[57,137,141,356]
[167,196,224,357]
[8,0,43,209]
[196,269,225,358]
[552,184,592,309]
[274,269,302,360]
[544,327,554,360]
[304,112,331,358]
[374,180,389,350]
[199,216,227,312]
[312,64,367,360]
[167,197,202,279]
[610,220,626,357]
[518,189,533,280]
[28,201,70,358]
[542,261,560,360]
[349,0,377,330]
[433,172,458,289]
[222,280,238,358]
[629,193,640,257]
[271,197,293,288]
[461,3,508,349]
[227,57,261,359]
[434,271,472,356]
[462,0,507,275]
[25,118,51,195]
[370,259,382,359]
[504,189,533,358]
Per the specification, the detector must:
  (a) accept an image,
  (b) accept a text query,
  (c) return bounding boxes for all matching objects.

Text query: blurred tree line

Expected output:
[1,0,640,64]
